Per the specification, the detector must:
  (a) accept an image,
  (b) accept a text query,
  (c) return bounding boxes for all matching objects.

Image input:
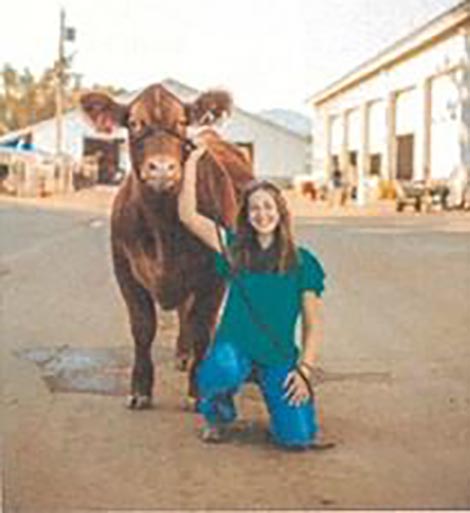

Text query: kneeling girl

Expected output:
[178,132,327,449]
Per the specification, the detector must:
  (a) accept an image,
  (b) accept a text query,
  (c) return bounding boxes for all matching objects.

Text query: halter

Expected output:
[128,122,197,157]
[126,121,197,186]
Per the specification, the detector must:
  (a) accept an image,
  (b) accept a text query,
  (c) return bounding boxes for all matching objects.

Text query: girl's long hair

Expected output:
[231,180,298,273]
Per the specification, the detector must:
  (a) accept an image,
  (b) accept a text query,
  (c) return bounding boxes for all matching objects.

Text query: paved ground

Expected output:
[2,187,470,512]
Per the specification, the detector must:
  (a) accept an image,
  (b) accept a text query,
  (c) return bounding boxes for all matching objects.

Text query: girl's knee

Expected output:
[197,341,247,394]
[270,402,318,448]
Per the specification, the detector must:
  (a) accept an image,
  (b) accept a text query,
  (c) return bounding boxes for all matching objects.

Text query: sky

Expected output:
[0,0,462,115]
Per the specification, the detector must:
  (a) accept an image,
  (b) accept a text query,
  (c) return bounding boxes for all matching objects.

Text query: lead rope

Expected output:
[214,224,314,399]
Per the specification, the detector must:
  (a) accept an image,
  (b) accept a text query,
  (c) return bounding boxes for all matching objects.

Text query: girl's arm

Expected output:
[299,291,323,371]
[178,145,223,253]
[283,291,323,406]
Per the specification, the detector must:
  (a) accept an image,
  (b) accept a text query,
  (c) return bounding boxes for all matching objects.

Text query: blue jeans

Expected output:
[197,339,318,448]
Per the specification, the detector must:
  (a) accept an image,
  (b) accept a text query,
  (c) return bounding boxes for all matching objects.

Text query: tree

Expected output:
[1,64,21,130]
[0,63,127,132]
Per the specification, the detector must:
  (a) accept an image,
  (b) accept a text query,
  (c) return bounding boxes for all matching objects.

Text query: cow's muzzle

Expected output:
[140,157,182,191]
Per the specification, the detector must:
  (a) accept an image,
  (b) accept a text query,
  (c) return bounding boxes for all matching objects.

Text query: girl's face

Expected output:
[247,189,281,236]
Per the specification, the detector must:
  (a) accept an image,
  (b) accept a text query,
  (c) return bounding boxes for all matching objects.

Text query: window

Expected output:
[369,154,381,176]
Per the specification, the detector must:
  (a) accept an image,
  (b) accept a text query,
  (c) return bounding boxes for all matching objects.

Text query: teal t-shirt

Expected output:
[213,229,326,366]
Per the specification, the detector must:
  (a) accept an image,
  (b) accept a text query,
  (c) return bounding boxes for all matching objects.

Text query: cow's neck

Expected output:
[130,174,178,222]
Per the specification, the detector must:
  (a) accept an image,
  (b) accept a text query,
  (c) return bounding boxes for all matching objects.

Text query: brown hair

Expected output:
[231,180,298,273]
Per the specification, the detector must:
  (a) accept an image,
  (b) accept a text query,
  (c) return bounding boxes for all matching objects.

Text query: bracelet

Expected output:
[299,361,315,374]
[295,366,315,398]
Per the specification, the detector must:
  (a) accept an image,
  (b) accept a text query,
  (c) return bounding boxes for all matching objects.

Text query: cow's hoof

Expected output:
[182,396,198,412]
[126,394,152,410]
[174,355,189,372]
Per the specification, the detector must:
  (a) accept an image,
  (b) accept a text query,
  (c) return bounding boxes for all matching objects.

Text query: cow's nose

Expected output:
[148,160,175,174]
[143,158,178,178]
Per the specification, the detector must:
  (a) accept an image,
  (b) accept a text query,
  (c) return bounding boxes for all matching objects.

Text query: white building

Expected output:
[0,78,309,195]
[164,80,311,185]
[309,2,470,204]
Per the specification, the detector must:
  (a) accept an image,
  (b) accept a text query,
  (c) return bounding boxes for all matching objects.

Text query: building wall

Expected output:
[461,31,470,176]
[30,115,83,159]
[312,23,470,192]
[163,78,310,184]
[221,111,309,184]
[430,69,462,179]
[19,105,308,186]
[31,113,126,162]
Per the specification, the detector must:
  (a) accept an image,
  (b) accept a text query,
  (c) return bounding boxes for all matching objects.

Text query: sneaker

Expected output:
[200,424,226,444]
[265,430,336,451]
[309,438,336,451]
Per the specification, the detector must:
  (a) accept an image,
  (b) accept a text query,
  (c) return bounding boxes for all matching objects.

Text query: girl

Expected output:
[178,130,330,450]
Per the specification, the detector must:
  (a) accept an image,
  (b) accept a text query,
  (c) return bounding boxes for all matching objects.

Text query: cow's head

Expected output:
[80,84,232,192]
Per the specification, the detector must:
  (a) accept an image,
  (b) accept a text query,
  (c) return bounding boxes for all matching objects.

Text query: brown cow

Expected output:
[80,84,253,409]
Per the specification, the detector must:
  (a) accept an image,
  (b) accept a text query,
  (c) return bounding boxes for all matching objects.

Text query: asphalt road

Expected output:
[2,200,470,512]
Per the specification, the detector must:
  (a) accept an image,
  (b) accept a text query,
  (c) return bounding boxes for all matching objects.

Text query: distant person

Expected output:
[178,128,334,451]
[21,133,34,151]
[330,166,344,207]
[332,168,342,189]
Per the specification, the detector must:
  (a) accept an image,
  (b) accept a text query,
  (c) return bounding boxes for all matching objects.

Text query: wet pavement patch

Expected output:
[15,345,179,396]
[15,346,133,396]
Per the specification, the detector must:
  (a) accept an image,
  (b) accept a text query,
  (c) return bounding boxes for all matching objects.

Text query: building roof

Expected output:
[160,78,309,140]
[0,78,309,145]
[309,1,469,106]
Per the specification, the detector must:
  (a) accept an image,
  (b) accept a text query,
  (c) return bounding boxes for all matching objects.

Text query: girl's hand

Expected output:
[186,127,214,165]
[186,146,207,164]
[282,369,312,407]
[191,126,218,147]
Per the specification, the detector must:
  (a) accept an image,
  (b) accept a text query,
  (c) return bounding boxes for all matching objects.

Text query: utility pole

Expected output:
[55,8,65,160]
[54,8,75,192]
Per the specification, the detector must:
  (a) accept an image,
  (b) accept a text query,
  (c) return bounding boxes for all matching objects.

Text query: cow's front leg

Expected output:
[114,250,156,409]
[185,281,225,400]
[127,292,156,409]
[175,294,195,372]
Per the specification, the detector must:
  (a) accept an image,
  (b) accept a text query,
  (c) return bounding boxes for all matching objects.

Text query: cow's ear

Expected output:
[187,89,233,126]
[80,92,128,134]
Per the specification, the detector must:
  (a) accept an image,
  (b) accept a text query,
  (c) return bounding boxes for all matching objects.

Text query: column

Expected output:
[384,92,397,180]
[356,103,369,206]
[340,110,349,177]
[323,109,331,182]
[414,78,432,182]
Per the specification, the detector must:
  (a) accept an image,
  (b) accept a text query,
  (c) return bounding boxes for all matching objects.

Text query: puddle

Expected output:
[15,346,131,396]
[15,345,176,396]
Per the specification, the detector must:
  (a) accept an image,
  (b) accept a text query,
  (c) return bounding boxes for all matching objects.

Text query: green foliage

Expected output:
[0,63,126,134]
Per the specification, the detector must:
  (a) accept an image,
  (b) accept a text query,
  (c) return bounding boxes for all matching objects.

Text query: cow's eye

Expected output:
[129,119,146,133]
